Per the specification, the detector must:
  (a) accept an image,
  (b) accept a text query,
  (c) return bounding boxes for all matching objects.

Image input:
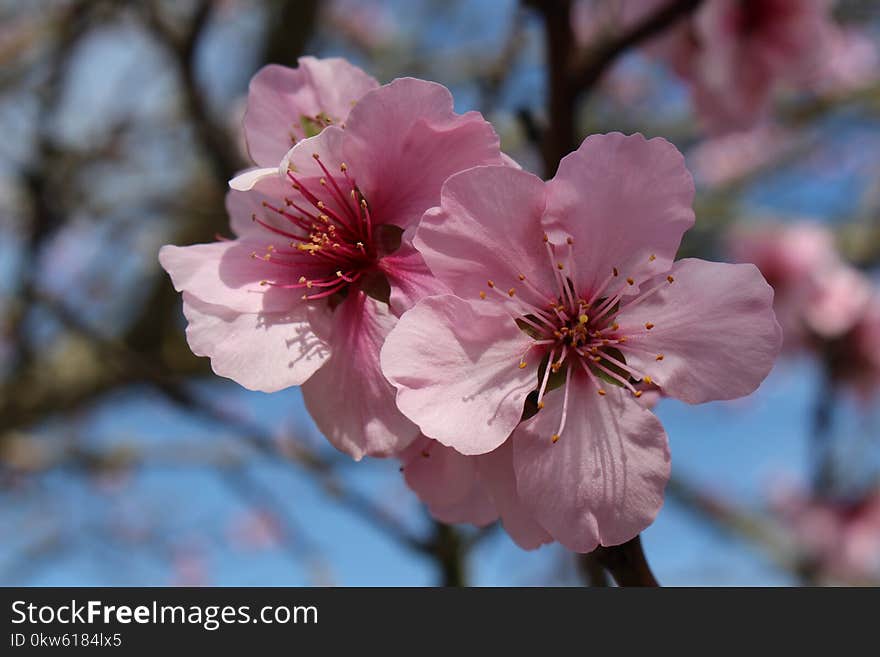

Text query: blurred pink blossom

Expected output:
[773,486,880,582]
[688,124,793,187]
[325,0,399,51]
[652,0,836,133]
[384,132,781,551]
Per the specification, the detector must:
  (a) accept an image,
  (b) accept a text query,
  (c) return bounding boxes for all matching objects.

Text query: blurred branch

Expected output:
[524,0,704,173]
[592,535,658,586]
[140,0,243,184]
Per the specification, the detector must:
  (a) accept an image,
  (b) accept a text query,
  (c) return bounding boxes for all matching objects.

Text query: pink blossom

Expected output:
[773,486,880,581]
[688,124,793,187]
[382,132,782,551]
[655,0,835,133]
[160,66,508,460]
[243,57,379,167]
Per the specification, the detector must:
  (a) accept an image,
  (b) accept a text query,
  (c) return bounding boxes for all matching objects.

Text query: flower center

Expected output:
[481,234,674,444]
[249,154,391,303]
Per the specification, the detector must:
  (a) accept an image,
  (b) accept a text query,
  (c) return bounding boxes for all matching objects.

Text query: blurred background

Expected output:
[1,0,879,586]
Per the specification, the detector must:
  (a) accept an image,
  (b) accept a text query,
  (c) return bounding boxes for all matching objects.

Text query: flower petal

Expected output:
[182,293,329,392]
[226,173,295,238]
[477,440,552,550]
[343,78,505,230]
[243,58,378,167]
[414,166,556,306]
[159,241,305,314]
[381,295,536,455]
[401,436,497,527]
[513,379,670,552]
[544,132,695,295]
[616,258,782,404]
[378,236,452,316]
[302,292,418,460]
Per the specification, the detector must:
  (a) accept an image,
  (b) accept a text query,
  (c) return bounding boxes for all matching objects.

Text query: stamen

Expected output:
[551,365,573,444]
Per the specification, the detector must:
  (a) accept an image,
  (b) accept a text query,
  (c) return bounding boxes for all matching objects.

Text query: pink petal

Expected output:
[545,132,695,295]
[229,167,280,192]
[477,440,552,550]
[226,173,294,238]
[243,58,378,167]
[414,166,556,306]
[401,436,497,527]
[381,295,536,455]
[617,258,782,404]
[803,265,873,339]
[342,78,505,230]
[302,292,418,460]
[513,379,670,552]
[182,293,328,392]
[159,241,303,314]
[378,235,451,316]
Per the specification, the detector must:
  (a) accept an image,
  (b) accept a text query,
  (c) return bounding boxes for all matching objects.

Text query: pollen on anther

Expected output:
[649,254,656,262]
[340,163,348,172]
[518,361,527,369]
[645,322,655,330]
[518,274,526,281]
[551,434,560,444]
[557,263,564,270]
[487,280,495,288]
[317,201,325,209]
[643,375,653,384]
[320,178,327,186]
[508,288,516,297]
[479,291,487,300]
[656,354,664,361]
[298,276,307,284]
[597,389,607,396]
[626,277,635,285]
[537,401,545,410]
[667,275,675,283]
[311,153,320,160]
[579,314,589,324]
[634,390,643,398]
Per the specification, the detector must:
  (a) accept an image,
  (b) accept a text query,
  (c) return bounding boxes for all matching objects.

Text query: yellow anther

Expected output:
[579,314,589,324]
[667,275,675,283]
[518,361,527,369]
[320,178,327,186]
[649,254,656,262]
[557,263,564,270]
[487,280,495,288]
[340,163,348,172]
[612,322,619,330]
[597,389,607,396]
[508,288,516,297]
[645,322,654,330]
[634,390,643,398]
[361,199,368,208]
[479,291,487,300]
[656,354,664,361]
[626,277,635,285]
[317,201,325,209]
[298,276,307,284]
[537,401,545,410]
[518,274,526,281]
[618,336,627,343]
[259,280,268,286]
[542,234,549,243]
[266,244,275,252]
[643,375,653,384]
[336,271,344,278]
[551,434,560,444]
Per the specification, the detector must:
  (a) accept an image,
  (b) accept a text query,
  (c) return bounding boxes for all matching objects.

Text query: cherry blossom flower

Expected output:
[243,56,379,167]
[653,0,836,133]
[772,485,880,582]
[382,132,782,551]
[160,66,508,460]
